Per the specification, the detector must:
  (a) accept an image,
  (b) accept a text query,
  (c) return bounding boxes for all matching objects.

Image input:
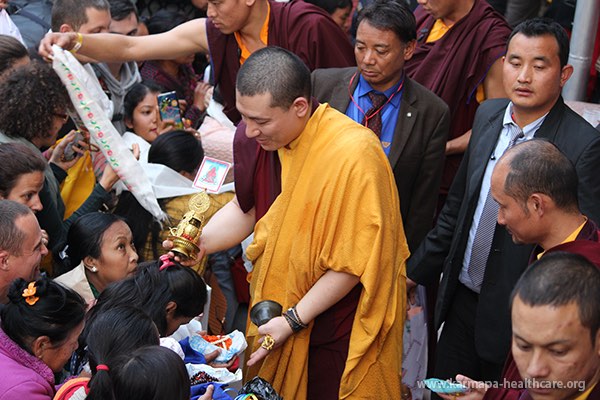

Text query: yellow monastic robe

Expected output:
[245,104,409,399]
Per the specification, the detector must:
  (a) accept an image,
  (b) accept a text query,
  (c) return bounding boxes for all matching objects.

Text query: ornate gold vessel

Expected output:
[168,191,210,260]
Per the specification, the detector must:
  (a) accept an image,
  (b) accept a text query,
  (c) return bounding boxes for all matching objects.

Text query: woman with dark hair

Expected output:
[140,10,209,129]
[0,61,120,258]
[0,34,29,81]
[55,212,138,303]
[0,142,47,213]
[122,82,174,162]
[54,306,160,400]
[0,276,86,399]
[112,346,192,400]
[89,259,207,337]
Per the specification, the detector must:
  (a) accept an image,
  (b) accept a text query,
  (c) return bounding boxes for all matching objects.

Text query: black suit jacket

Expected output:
[311,67,451,251]
[407,97,600,364]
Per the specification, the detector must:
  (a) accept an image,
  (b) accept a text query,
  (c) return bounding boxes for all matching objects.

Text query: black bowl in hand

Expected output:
[250,300,283,327]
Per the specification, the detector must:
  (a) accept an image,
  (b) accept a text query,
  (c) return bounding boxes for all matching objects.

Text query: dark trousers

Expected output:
[432,284,504,399]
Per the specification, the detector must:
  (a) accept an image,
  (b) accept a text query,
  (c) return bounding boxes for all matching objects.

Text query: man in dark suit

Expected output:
[407,18,600,385]
[311,0,450,251]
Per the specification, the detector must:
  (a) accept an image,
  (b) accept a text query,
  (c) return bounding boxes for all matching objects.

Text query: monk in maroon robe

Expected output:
[483,219,600,400]
[207,0,355,124]
[405,0,511,203]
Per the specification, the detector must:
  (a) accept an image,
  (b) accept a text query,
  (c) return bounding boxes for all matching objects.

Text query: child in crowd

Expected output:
[54,306,160,399]
[121,82,174,162]
[111,346,199,400]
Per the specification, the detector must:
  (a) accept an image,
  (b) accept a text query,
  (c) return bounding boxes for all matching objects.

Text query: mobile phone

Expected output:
[62,131,85,162]
[157,91,184,129]
[422,378,468,394]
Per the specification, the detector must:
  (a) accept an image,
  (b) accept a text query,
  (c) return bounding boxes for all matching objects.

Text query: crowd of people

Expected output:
[0,0,599,399]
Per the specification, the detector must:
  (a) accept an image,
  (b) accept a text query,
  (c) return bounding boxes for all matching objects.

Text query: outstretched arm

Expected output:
[164,196,256,265]
[201,196,256,255]
[40,18,208,62]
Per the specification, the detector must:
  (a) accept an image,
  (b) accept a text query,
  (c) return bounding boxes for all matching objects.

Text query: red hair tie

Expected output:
[96,364,109,371]
[159,254,176,271]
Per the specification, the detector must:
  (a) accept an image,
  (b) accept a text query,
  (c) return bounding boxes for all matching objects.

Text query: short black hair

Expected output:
[146,9,188,34]
[236,46,311,109]
[148,130,204,175]
[108,0,138,22]
[500,139,579,214]
[508,18,570,68]
[357,0,416,43]
[51,0,110,32]
[511,252,600,343]
[304,0,352,15]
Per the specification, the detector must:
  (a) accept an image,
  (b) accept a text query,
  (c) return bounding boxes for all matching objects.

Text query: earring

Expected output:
[84,263,98,273]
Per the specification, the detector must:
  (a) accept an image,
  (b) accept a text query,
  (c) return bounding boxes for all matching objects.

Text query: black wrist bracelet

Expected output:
[283,312,304,333]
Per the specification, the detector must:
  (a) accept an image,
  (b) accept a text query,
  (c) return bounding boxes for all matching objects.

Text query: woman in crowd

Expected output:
[0,277,86,399]
[122,82,174,162]
[0,142,46,213]
[141,10,210,129]
[90,259,207,337]
[112,346,194,400]
[0,61,120,258]
[0,34,29,81]
[55,212,138,304]
[54,306,159,400]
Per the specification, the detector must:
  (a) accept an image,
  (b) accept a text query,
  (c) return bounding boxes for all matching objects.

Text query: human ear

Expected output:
[292,97,309,118]
[403,40,416,61]
[31,336,51,359]
[59,24,74,33]
[165,300,177,316]
[83,256,98,273]
[529,194,549,217]
[559,64,574,87]
[0,251,10,271]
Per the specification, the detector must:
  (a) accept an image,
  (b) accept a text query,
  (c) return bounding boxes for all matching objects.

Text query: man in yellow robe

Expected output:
[196,46,408,399]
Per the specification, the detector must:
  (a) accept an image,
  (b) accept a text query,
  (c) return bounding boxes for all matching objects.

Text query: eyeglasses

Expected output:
[53,113,69,123]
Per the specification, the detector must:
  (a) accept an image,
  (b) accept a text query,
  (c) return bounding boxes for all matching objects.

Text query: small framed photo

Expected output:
[193,157,232,193]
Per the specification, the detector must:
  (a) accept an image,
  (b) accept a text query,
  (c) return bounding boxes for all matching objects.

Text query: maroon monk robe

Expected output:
[405,0,511,197]
[520,383,600,400]
[206,0,355,124]
[484,219,600,400]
